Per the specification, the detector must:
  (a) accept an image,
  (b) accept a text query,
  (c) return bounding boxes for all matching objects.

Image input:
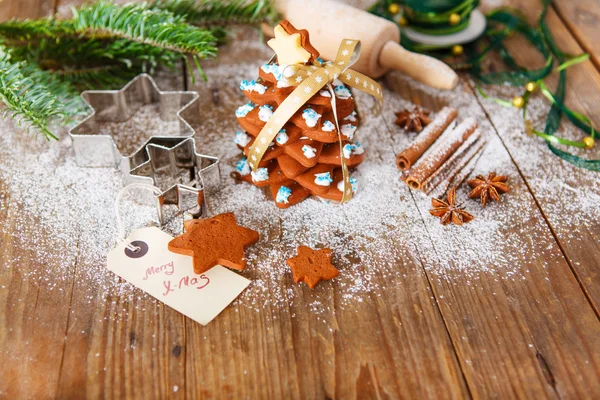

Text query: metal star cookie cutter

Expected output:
[68,73,220,224]
[68,73,203,176]
[128,137,219,224]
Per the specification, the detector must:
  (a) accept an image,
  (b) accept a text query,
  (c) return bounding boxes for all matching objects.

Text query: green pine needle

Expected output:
[0,0,272,139]
[0,49,73,140]
[71,2,219,57]
[8,36,181,89]
[154,0,277,25]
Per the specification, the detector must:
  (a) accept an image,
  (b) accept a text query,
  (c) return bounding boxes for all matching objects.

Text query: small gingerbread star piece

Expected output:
[286,246,339,289]
[168,212,259,274]
[268,22,312,65]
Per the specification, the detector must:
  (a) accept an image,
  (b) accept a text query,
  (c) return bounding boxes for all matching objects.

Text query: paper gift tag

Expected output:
[107,227,250,325]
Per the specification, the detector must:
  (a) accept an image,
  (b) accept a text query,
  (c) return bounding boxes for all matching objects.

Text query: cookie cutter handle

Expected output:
[115,183,163,252]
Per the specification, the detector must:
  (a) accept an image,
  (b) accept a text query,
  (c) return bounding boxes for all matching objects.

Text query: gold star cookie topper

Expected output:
[267,20,319,65]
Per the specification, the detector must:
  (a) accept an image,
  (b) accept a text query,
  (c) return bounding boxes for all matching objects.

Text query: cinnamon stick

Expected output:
[423,132,486,195]
[396,106,457,170]
[440,143,486,197]
[405,118,478,190]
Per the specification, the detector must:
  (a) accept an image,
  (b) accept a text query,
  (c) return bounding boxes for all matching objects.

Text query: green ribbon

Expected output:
[537,1,598,170]
[368,0,598,172]
[403,0,478,35]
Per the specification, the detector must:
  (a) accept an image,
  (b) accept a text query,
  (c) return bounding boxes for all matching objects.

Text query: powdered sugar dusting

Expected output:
[95,103,181,156]
[1,28,596,319]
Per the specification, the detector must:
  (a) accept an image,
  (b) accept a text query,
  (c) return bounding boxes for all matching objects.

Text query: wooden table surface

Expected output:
[1,0,599,398]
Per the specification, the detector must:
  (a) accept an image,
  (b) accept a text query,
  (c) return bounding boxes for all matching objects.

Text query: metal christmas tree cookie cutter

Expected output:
[68,73,220,223]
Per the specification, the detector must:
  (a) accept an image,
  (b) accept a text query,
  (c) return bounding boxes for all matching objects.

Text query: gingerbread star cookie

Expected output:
[267,20,319,65]
[168,213,259,274]
[286,246,339,289]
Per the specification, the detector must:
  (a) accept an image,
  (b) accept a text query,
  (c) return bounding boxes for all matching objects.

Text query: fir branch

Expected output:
[0,18,74,41]
[0,0,273,140]
[154,0,277,25]
[0,49,72,139]
[71,2,219,58]
[8,36,181,89]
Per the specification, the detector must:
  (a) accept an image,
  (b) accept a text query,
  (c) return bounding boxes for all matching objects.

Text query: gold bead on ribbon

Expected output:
[512,96,525,108]
[449,13,461,25]
[452,45,464,56]
[525,82,537,92]
[388,3,400,14]
[583,136,595,149]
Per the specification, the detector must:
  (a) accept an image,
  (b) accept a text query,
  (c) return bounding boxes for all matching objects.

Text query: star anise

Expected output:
[394,107,432,132]
[467,172,511,207]
[429,187,474,226]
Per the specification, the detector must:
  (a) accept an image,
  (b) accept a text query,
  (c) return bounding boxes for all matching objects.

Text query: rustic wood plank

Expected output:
[386,71,600,398]
[49,69,189,399]
[0,140,81,398]
[552,0,600,70]
[182,27,470,399]
[0,0,599,398]
[474,0,600,311]
[0,0,55,21]
[0,71,190,399]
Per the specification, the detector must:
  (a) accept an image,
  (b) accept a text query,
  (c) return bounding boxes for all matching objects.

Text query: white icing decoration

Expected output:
[322,120,335,132]
[282,65,296,77]
[344,111,357,122]
[302,108,321,128]
[235,102,255,118]
[341,123,357,139]
[276,129,289,145]
[342,142,364,159]
[235,158,251,176]
[314,172,333,187]
[337,177,357,193]
[251,167,269,182]
[334,85,352,99]
[276,186,292,204]
[319,90,331,97]
[240,79,267,94]
[260,63,292,88]
[302,145,317,159]
[258,105,274,122]
[234,131,251,147]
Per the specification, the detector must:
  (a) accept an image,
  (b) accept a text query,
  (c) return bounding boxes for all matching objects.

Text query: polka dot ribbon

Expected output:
[248,39,383,203]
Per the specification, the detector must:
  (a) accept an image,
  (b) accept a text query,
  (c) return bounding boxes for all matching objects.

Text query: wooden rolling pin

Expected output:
[271,0,459,90]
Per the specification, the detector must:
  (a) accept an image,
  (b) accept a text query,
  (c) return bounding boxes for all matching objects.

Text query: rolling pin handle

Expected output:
[379,41,459,90]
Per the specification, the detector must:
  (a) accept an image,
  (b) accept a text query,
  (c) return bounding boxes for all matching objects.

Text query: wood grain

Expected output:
[51,70,189,400]
[552,0,600,70]
[475,0,600,312]
[0,0,55,21]
[386,74,600,398]
[0,187,70,398]
[0,0,599,398]
[182,29,470,399]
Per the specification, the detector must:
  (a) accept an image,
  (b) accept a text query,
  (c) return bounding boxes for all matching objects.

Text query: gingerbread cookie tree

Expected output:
[233,21,366,208]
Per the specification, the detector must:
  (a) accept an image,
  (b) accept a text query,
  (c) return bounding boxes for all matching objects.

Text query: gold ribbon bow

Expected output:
[248,39,383,202]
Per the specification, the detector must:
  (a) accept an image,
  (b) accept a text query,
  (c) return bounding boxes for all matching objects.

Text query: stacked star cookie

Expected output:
[233,21,365,209]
